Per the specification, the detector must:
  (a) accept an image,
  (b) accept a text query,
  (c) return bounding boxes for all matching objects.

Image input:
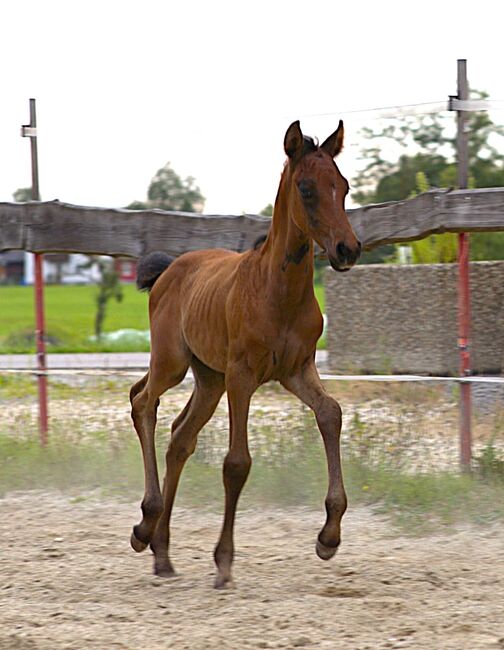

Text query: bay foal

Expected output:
[130,120,361,588]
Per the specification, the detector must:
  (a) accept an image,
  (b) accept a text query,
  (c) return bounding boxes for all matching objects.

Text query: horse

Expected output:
[129,120,361,588]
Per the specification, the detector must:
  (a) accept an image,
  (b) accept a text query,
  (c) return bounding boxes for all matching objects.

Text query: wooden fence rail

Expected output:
[1,187,504,257]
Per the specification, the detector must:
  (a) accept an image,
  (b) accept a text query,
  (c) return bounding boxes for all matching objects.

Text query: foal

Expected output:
[130,120,361,588]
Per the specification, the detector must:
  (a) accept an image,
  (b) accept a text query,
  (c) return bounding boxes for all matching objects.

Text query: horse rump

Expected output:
[136,251,175,291]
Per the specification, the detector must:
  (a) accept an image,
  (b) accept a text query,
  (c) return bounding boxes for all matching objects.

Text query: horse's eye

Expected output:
[298,182,314,201]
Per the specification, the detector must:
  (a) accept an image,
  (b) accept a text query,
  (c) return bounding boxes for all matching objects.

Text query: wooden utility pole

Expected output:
[454,60,472,467]
[21,98,49,444]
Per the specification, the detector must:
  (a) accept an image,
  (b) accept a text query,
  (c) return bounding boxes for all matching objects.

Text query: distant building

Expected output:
[0,252,135,285]
[0,251,25,284]
[114,258,137,283]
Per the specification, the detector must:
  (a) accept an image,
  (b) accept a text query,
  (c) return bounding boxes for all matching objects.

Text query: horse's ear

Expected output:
[284,120,304,160]
[321,120,344,158]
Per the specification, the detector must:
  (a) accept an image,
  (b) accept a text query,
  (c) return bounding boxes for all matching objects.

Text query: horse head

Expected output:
[283,120,361,272]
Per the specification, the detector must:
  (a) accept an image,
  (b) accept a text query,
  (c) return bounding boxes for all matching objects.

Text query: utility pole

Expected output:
[21,98,49,444]
[450,60,472,468]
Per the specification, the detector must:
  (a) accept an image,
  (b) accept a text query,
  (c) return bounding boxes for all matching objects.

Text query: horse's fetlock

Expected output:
[325,494,347,517]
[214,542,233,567]
[141,495,164,519]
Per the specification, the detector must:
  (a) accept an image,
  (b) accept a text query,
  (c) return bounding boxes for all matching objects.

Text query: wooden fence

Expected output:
[1,187,504,257]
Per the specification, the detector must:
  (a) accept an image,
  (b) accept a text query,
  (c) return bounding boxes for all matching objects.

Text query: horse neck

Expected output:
[260,174,314,302]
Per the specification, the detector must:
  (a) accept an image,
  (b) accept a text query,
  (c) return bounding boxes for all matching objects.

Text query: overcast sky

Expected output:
[1,0,503,214]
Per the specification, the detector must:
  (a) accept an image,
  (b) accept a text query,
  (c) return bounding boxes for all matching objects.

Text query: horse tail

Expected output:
[136,251,175,292]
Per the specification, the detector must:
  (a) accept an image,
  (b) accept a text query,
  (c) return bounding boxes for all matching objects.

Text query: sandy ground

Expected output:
[1,492,503,650]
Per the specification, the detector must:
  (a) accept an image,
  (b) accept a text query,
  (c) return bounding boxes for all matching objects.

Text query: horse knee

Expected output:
[131,392,159,425]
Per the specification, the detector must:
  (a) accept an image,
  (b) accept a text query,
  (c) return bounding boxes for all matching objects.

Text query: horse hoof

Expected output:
[214,574,235,590]
[130,530,148,553]
[154,565,176,578]
[316,539,339,561]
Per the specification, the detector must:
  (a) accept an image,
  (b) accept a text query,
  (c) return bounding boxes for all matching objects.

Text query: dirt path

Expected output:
[1,492,503,649]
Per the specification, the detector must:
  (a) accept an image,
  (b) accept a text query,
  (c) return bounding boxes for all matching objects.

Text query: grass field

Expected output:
[0,282,326,353]
[0,284,149,353]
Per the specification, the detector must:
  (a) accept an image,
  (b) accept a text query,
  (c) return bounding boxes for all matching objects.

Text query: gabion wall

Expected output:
[324,261,504,375]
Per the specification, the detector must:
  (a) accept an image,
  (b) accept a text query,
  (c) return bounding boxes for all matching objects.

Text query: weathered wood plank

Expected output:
[0,201,270,257]
[351,188,504,249]
[1,188,504,256]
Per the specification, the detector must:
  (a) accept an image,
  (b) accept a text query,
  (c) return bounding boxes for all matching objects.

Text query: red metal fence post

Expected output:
[22,98,49,444]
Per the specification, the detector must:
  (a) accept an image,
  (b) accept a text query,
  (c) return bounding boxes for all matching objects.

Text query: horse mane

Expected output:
[302,136,318,155]
[252,234,267,250]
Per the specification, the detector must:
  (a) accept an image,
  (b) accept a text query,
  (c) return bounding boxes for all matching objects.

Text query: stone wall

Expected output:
[324,262,504,375]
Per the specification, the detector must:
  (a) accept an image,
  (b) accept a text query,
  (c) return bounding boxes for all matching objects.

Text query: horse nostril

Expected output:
[336,242,348,259]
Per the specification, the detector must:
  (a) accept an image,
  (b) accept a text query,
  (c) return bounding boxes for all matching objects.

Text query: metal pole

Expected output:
[456,60,472,467]
[22,98,49,444]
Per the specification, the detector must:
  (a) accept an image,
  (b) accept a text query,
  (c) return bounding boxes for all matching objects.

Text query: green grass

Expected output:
[0,284,149,353]
[0,282,326,353]
[2,427,503,530]
[314,282,325,314]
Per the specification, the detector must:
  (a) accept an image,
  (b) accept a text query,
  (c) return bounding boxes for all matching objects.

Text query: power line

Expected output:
[300,101,446,119]
[299,99,504,121]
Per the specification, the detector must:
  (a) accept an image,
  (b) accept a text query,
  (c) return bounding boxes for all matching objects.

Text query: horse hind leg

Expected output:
[150,358,225,576]
[130,362,189,553]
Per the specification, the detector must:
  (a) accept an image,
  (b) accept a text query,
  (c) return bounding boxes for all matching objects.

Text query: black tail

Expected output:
[136,252,175,292]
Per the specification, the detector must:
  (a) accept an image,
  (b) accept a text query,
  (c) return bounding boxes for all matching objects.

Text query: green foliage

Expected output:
[93,259,123,339]
[13,187,33,202]
[80,257,124,339]
[409,172,458,264]
[353,91,504,262]
[127,162,205,212]
[259,203,273,217]
[474,441,504,482]
[358,244,397,265]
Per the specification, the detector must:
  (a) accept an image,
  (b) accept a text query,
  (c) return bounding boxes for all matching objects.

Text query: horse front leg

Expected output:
[214,366,256,589]
[282,359,347,559]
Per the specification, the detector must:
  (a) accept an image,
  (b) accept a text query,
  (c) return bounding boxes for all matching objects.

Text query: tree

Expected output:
[127,162,205,212]
[409,172,457,264]
[352,92,504,263]
[80,257,123,339]
[259,203,273,217]
[13,187,33,202]
[93,258,123,339]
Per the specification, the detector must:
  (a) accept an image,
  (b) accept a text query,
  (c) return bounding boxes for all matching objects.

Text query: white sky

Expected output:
[1,0,503,214]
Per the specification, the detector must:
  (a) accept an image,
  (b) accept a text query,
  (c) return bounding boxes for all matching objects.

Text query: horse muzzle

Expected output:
[328,240,361,272]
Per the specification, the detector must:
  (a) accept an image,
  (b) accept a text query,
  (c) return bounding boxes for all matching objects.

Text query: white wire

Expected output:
[1,367,504,384]
[299,99,504,121]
